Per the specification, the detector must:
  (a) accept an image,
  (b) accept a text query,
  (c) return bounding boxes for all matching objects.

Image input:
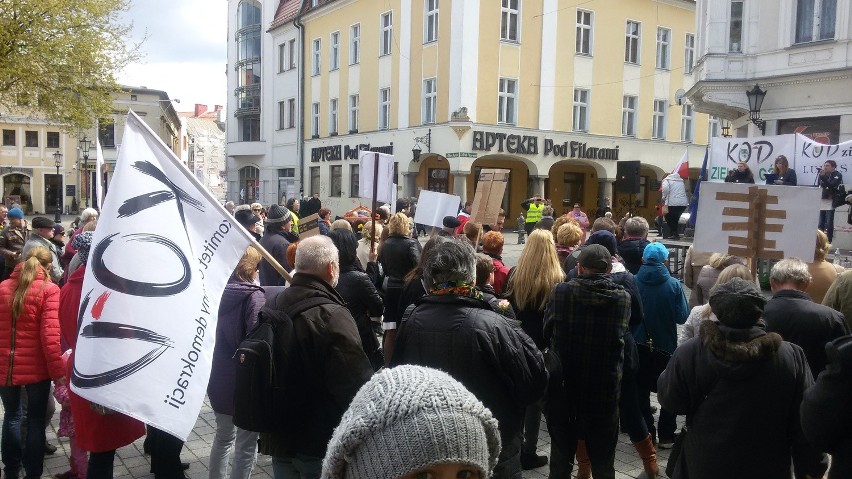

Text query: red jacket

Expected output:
[492,257,510,295]
[0,264,64,385]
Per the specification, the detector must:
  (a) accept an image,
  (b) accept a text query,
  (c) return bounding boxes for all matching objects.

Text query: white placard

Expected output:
[694,182,820,262]
[413,190,461,228]
[708,135,797,183]
[795,134,852,187]
[358,151,396,203]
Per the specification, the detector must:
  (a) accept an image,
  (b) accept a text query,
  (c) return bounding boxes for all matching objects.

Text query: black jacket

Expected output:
[258,273,373,458]
[617,237,649,275]
[391,294,548,444]
[336,268,383,358]
[724,168,755,184]
[258,229,298,286]
[378,235,420,286]
[658,321,828,479]
[818,170,843,200]
[764,289,850,378]
[801,335,852,479]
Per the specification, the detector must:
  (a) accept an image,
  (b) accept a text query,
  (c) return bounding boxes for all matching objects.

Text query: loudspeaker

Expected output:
[616,161,641,194]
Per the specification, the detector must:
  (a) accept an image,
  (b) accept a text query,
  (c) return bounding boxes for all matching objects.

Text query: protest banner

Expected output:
[694,182,820,263]
[413,190,462,228]
[470,169,510,225]
[794,134,852,186]
[358,151,396,204]
[71,111,253,440]
[708,135,796,183]
[299,213,320,238]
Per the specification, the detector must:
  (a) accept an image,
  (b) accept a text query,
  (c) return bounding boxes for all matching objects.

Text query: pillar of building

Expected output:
[451,171,469,201]
[402,172,418,198]
[531,175,548,199]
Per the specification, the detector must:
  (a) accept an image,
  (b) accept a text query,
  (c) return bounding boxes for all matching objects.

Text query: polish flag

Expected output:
[659,149,689,191]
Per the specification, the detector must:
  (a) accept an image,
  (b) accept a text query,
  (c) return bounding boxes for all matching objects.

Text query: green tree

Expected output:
[0,0,140,130]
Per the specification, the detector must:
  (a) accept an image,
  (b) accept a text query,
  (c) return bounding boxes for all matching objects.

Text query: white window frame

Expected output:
[278,100,286,130]
[625,20,641,64]
[379,87,391,130]
[684,33,695,73]
[729,0,743,52]
[424,0,439,43]
[653,99,667,140]
[380,12,393,56]
[497,78,517,125]
[329,98,339,134]
[576,9,593,55]
[350,24,361,65]
[288,39,296,69]
[288,98,296,129]
[423,78,437,124]
[656,27,671,70]
[311,102,320,137]
[572,88,590,132]
[500,0,520,42]
[795,0,836,43]
[622,95,637,137]
[278,43,286,72]
[708,115,721,142]
[330,31,340,70]
[312,38,321,76]
[349,94,359,132]
[681,104,694,143]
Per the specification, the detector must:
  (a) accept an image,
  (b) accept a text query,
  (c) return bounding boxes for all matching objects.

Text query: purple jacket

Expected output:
[208,281,265,416]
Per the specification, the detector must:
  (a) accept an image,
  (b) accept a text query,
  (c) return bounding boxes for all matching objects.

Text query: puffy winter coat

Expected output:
[0,264,64,385]
[662,173,689,207]
[635,261,688,354]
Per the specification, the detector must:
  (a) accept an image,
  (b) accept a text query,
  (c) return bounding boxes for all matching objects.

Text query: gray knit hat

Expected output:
[709,277,766,329]
[321,365,501,479]
[265,204,292,224]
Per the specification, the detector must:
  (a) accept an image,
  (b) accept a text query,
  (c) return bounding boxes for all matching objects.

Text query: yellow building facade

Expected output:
[300,0,711,222]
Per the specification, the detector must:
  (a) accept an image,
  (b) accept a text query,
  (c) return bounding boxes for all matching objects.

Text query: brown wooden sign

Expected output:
[469,169,509,225]
[299,213,320,238]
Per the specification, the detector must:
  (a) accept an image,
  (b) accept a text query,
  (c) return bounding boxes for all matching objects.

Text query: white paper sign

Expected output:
[694,182,820,262]
[795,134,852,187]
[413,190,461,228]
[708,135,796,183]
[71,112,252,440]
[358,152,396,203]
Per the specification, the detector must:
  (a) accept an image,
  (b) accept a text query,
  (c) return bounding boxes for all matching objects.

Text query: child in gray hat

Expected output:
[322,365,502,479]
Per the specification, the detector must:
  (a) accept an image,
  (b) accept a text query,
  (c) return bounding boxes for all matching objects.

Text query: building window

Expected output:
[379,87,391,130]
[278,43,286,72]
[330,165,343,197]
[653,99,667,140]
[288,98,296,128]
[709,116,721,141]
[288,39,296,69]
[235,0,261,134]
[24,131,38,148]
[239,117,260,141]
[685,34,695,73]
[311,102,320,137]
[576,9,593,55]
[2,129,14,146]
[424,0,439,43]
[312,38,321,75]
[330,32,340,70]
[625,20,641,64]
[656,27,671,70]
[681,104,694,143]
[350,24,360,64]
[622,95,637,137]
[349,94,359,132]
[730,1,743,52]
[99,122,116,147]
[501,0,520,42]
[423,78,437,124]
[329,98,339,134]
[310,166,320,196]
[796,0,836,43]
[381,12,393,56]
[497,78,517,125]
[350,165,360,197]
[46,132,59,149]
[572,89,590,132]
[130,94,138,101]
[278,101,286,130]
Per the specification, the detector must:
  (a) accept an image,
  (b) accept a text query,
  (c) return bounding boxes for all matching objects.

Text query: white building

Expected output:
[182,106,227,202]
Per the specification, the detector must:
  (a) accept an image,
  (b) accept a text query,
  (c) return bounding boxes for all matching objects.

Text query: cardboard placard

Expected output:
[470,169,510,225]
[299,213,320,238]
[413,190,461,228]
[693,182,820,262]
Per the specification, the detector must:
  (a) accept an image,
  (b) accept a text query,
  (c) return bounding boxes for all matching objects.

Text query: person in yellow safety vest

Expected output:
[521,196,544,235]
[286,197,301,233]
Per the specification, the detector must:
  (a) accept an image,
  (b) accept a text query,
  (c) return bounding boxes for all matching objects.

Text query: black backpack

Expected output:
[232,297,331,433]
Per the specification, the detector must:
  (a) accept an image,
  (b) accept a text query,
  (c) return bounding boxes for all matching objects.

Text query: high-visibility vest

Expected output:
[526,203,543,224]
[292,214,300,233]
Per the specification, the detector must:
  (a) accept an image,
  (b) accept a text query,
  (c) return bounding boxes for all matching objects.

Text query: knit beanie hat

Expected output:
[7,207,24,219]
[265,204,292,224]
[321,365,501,479]
[73,232,94,265]
[586,230,618,256]
[708,277,766,329]
[643,242,669,264]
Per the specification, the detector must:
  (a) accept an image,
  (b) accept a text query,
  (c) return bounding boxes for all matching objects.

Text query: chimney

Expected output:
[214,105,223,112]
[194,103,207,117]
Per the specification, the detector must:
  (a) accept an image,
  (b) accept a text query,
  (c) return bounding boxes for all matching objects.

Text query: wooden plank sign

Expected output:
[470,168,510,225]
[299,213,320,238]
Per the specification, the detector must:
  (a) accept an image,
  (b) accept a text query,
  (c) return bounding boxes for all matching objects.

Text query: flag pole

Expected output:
[370,152,380,255]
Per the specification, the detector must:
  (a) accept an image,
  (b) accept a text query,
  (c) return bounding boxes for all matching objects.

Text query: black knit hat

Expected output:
[266,204,292,224]
[709,277,766,329]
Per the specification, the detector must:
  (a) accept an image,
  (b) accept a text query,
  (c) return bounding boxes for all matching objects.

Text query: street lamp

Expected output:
[79,136,91,207]
[721,120,732,138]
[53,151,63,223]
[412,129,431,162]
[746,84,767,135]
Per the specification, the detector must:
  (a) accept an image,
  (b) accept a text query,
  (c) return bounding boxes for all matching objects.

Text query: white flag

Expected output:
[358,151,395,204]
[95,134,105,207]
[71,111,252,440]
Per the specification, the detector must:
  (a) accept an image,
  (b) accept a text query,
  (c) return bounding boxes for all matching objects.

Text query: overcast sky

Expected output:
[118,0,228,112]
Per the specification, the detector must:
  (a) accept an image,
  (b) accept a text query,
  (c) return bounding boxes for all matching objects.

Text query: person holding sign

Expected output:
[521,196,545,235]
[724,161,755,184]
[767,155,797,186]
[818,160,843,242]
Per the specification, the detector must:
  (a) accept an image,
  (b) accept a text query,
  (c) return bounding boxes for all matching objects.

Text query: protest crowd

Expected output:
[2,182,852,479]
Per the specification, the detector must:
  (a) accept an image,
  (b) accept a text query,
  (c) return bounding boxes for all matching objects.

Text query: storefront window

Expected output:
[563,172,584,205]
[428,168,449,193]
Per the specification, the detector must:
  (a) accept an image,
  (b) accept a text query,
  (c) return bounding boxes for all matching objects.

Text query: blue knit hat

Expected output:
[643,242,669,264]
[7,207,23,219]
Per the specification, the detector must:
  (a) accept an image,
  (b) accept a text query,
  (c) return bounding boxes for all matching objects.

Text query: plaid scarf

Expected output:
[429,281,484,301]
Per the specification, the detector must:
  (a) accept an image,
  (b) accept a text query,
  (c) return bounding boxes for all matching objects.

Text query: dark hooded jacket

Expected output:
[658,321,828,479]
[258,228,299,286]
[635,261,689,354]
[617,237,650,275]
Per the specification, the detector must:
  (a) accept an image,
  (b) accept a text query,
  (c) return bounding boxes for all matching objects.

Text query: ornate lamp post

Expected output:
[746,84,767,135]
[79,136,91,207]
[53,150,63,223]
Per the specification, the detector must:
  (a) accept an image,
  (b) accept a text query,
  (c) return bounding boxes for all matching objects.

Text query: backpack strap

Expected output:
[400,303,416,326]
[287,296,337,319]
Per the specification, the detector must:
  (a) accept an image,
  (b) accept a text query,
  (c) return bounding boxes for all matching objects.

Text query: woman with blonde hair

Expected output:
[769,155,797,186]
[505,228,565,469]
[689,253,747,307]
[807,229,844,303]
[555,222,583,271]
[357,219,382,270]
[378,213,421,363]
[0,247,64,479]
[679,263,753,345]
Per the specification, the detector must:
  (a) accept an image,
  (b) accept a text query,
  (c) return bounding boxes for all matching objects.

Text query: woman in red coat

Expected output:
[58,232,145,479]
[0,246,64,479]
